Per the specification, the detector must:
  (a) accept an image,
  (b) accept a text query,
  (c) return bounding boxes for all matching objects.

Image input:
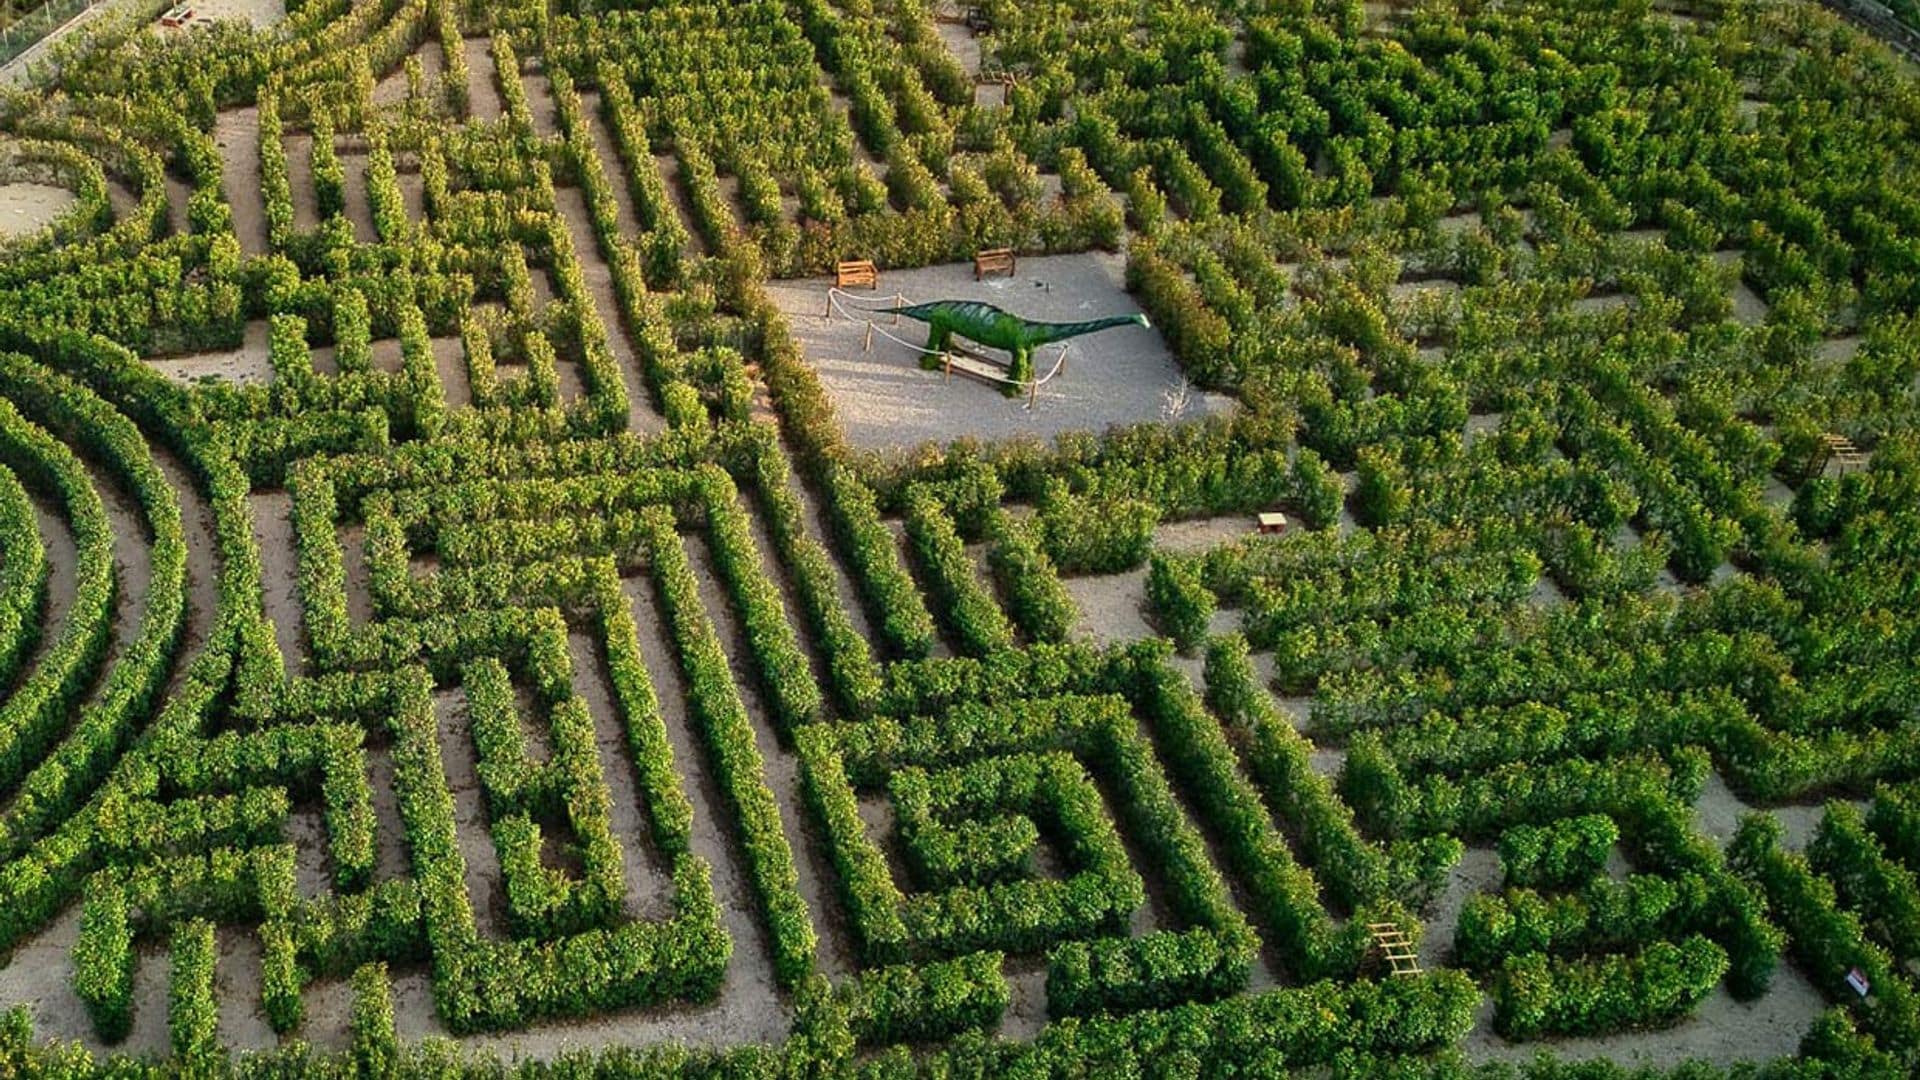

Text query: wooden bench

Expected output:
[836,259,879,289]
[1806,432,1869,481]
[160,4,196,27]
[975,70,1016,105]
[1256,512,1289,536]
[973,247,1016,280]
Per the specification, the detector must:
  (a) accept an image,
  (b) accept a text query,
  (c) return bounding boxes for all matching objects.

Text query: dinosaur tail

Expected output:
[1025,313,1152,345]
[861,301,944,323]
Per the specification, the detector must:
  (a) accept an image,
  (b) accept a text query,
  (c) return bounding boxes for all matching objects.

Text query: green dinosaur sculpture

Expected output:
[877,299,1151,395]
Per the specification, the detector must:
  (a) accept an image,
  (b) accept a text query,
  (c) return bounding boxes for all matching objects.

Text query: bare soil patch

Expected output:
[337,152,375,243]
[682,533,854,977]
[284,133,316,232]
[248,489,304,678]
[164,175,192,237]
[568,631,674,920]
[0,180,76,239]
[215,108,268,256]
[433,685,508,939]
[577,92,641,236]
[552,186,664,433]
[766,253,1232,452]
[654,153,707,257]
[432,336,471,409]
[146,319,272,386]
[464,39,504,123]
[934,21,984,78]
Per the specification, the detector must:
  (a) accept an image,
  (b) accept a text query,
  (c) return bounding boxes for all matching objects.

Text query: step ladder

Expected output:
[1806,432,1869,482]
[1368,922,1423,977]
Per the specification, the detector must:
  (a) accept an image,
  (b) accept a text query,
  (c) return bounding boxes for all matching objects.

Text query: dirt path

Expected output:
[522,69,560,140]
[577,92,641,236]
[164,176,193,238]
[885,518,955,659]
[365,745,410,881]
[782,470,875,646]
[248,490,304,678]
[0,181,77,239]
[464,39,504,123]
[214,927,277,1052]
[88,459,150,669]
[151,443,217,694]
[618,574,791,1040]
[682,535,853,979]
[431,337,471,410]
[433,685,507,939]
[284,134,316,233]
[568,631,674,920]
[214,108,268,256]
[550,186,664,433]
[653,153,707,257]
[21,491,79,681]
[338,152,375,244]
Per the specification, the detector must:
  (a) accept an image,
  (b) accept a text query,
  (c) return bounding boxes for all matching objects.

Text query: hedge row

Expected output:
[902,484,1015,657]
[1499,813,1619,890]
[0,463,46,692]
[1493,934,1728,1040]
[640,507,816,986]
[838,951,1008,1046]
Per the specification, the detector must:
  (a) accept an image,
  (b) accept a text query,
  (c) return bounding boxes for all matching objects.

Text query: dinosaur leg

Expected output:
[1004,344,1032,397]
[920,322,950,371]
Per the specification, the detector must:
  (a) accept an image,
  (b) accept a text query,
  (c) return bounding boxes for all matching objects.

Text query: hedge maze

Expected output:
[2,0,1920,1076]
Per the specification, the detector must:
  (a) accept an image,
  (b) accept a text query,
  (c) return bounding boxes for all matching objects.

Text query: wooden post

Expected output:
[864,321,873,352]
[1028,377,1038,409]
[824,290,833,319]
[943,353,952,381]
[892,293,902,325]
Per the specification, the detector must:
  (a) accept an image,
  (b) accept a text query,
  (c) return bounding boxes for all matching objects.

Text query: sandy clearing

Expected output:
[682,532,854,978]
[283,133,316,232]
[214,108,267,256]
[521,70,559,140]
[0,180,76,239]
[551,186,665,433]
[1463,958,1825,1068]
[654,153,706,258]
[616,573,792,1044]
[157,0,284,32]
[248,489,303,678]
[145,318,272,386]
[464,39,503,123]
[577,92,641,237]
[214,928,277,1052]
[568,631,675,921]
[433,685,508,939]
[934,21,983,79]
[765,253,1234,453]
[337,151,375,243]
[20,490,79,684]
[432,336,472,410]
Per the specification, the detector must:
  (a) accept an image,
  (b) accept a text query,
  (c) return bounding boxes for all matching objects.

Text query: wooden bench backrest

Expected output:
[836,260,878,288]
[974,248,1015,279]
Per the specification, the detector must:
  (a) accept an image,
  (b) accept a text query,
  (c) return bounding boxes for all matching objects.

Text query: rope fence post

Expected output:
[863,321,873,352]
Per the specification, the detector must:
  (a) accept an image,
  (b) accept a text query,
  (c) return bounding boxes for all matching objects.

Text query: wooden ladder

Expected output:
[1808,432,1869,482]
[1368,922,1422,977]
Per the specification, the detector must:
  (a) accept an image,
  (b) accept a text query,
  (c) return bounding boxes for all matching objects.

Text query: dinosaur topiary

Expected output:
[877,299,1151,395]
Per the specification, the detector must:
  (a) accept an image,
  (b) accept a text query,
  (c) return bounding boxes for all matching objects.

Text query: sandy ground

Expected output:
[682,532,855,977]
[283,133,316,232]
[156,0,284,32]
[934,21,983,79]
[214,109,267,256]
[654,153,706,257]
[22,491,79,681]
[248,489,304,678]
[522,69,559,140]
[152,443,217,688]
[372,41,443,107]
[433,685,508,938]
[338,522,374,625]
[766,253,1233,452]
[1423,847,1502,969]
[552,186,665,433]
[609,573,792,1044]
[432,336,472,410]
[337,151,375,243]
[577,92,641,236]
[1058,516,1258,648]
[0,180,77,240]
[146,318,271,386]
[464,39,503,122]
[91,457,152,670]
[1463,959,1825,1068]
[569,631,675,920]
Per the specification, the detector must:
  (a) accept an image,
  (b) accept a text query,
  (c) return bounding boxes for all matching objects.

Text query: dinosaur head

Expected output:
[1132,313,1152,329]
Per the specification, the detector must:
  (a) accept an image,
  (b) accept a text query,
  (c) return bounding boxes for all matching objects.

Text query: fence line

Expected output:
[0,0,101,71]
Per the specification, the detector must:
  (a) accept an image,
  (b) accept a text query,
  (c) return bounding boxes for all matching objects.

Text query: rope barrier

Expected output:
[822,286,1072,408]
